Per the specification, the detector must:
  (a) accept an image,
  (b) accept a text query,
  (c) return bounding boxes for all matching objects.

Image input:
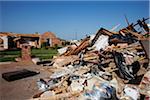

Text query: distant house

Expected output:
[0,32,41,50]
[41,32,62,47]
[0,31,62,50]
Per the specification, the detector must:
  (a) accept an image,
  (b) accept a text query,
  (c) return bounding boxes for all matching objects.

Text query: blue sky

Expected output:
[0,1,149,40]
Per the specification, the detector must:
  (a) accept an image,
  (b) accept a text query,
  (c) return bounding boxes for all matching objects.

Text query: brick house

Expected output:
[41,32,62,47]
[0,31,62,50]
[0,32,41,50]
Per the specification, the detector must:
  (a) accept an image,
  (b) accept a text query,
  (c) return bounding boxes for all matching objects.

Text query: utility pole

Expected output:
[75,32,77,40]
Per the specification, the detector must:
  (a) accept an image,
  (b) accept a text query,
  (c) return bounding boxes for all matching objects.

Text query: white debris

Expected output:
[50,69,72,79]
[92,35,109,50]
[40,91,55,97]
[123,85,140,100]
[32,58,40,64]
[70,79,85,91]
[57,47,68,55]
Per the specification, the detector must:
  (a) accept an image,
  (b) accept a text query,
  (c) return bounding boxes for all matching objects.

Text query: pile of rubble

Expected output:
[33,18,150,100]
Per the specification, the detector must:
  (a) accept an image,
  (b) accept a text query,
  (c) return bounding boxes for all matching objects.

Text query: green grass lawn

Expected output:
[0,48,58,62]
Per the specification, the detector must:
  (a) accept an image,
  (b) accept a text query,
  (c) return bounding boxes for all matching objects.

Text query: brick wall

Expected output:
[21,44,31,61]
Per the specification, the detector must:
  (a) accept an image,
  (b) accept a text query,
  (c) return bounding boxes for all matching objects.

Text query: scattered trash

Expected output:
[121,85,140,100]
[37,78,49,91]
[83,82,118,100]
[40,90,55,98]
[139,70,150,96]
[32,18,149,100]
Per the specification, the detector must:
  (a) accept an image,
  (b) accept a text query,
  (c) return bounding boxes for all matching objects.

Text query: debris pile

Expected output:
[33,18,150,100]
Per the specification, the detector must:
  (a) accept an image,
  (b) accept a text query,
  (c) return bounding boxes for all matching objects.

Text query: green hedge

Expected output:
[0,48,58,62]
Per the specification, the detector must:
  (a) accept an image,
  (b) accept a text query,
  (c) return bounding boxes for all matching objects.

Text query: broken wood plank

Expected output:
[32,91,81,100]
[64,37,90,56]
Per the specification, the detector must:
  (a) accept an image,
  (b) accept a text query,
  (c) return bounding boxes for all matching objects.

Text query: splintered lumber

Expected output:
[32,91,81,100]
[53,55,79,67]
[33,75,70,98]
[112,72,125,96]
[83,53,99,61]
[32,17,150,100]
[139,70,150,96]
[53,85,67,94]
[50,75,71,90]
[126,29,143,38]
[64,37,90,56]
[101,28,117,36]
[125,29,150,40]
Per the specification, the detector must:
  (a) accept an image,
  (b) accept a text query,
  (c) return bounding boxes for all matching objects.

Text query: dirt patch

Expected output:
[0,62,51,100]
